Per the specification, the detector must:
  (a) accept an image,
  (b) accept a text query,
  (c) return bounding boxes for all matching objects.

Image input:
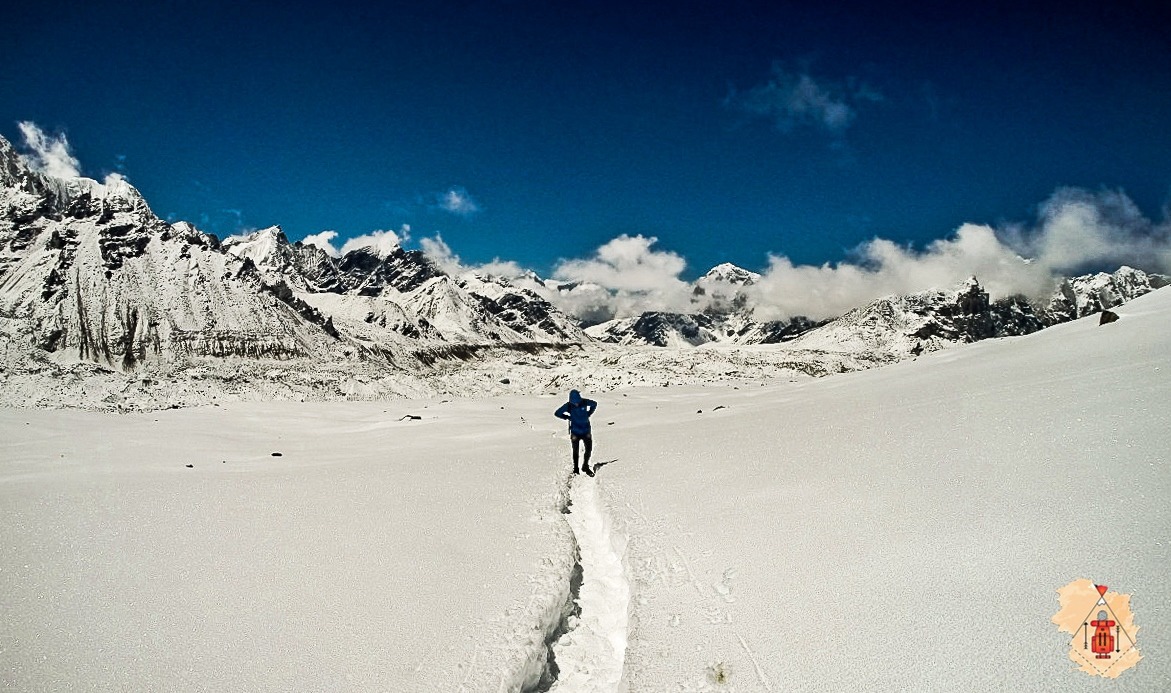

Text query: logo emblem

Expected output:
[1052,579,1141,677]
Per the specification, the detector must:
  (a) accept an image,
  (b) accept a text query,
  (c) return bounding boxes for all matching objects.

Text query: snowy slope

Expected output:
[3,286,1167,691]
[0,399,577,691]
[602,285,1171,691]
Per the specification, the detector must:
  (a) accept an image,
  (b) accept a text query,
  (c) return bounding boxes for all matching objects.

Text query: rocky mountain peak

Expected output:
[0,136,153,227]
[0,136,24,187]
[700,262,761,286]
[223,225,289,267]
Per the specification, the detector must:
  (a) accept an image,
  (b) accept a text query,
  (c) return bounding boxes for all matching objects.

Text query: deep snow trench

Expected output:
[543,476,632,692]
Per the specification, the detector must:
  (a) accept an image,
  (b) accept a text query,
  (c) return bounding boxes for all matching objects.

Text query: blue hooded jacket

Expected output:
[555,390,597,436]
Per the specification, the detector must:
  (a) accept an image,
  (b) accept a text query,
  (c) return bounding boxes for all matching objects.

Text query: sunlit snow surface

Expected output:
[2,289,1169,691]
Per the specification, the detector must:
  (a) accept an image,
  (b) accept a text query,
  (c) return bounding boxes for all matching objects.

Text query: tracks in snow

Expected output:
[544,476,632,692]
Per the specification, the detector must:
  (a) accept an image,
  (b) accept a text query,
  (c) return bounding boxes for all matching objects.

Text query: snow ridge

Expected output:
[549,477,632,692]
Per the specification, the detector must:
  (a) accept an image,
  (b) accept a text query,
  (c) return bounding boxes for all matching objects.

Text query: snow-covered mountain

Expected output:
[588,262,1167,355]
[221,226,585,346]
[0,137,335,370]
[1047,265,1168,321]
[2,132,1167,409]
[0,135,584,380]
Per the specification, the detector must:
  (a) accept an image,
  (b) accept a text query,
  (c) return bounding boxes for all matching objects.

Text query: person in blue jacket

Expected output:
[554,389,598,476]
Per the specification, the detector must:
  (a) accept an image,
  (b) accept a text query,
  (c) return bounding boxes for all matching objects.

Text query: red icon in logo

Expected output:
[1082,585,1121,660]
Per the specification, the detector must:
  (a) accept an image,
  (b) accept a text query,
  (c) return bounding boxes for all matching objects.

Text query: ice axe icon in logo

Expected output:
[1081,585,1119,660]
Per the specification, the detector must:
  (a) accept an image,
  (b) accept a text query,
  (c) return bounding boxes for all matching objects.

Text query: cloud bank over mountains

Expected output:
[13,121,1171,323]
[494,188,1170,323]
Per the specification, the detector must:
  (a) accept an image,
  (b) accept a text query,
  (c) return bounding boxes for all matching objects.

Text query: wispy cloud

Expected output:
[726,61,881,137]
[437,187,481,217]
[301,227,413,258]
[17,121,81,179]
[302,230,341,256]
[750,225,1050,320]
[338,225,412,257]
[420,234,525,279]
[1006,188,1171,275]
[419,235,461,273]
[555,235,688,293]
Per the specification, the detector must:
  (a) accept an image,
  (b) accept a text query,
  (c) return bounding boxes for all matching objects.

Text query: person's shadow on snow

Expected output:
[591,459,618,473]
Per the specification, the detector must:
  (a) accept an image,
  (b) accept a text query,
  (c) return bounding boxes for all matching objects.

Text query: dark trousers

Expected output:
[571,434,593,470]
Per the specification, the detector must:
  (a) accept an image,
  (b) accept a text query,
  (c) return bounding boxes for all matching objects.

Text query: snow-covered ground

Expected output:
[2,288,1169,691]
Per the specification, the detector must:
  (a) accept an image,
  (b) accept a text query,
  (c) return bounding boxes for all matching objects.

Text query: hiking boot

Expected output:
[583,465,594,477]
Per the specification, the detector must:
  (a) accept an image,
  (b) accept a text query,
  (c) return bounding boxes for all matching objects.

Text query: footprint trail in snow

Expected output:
[549,476,631,692]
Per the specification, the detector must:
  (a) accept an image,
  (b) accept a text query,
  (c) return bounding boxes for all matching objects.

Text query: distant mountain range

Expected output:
[1,134,1165,408]
[585,265,1166,354]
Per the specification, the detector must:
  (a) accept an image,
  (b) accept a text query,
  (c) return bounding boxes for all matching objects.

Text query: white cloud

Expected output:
[556,235,687,292]
[526,189,1170,325]
[419,235,462,274]
[750,188,1171,321]
[17,121,81,179]
[438,187,480,217]
[539,281,625,327]
[751,225,1051,321]
[1014,188,1171,275]
[727,62,881,136]
[420,234,526,279]
[550,235,694,321]
[338,225,411,257]
[477,258,527,278]
[302,230,341,257]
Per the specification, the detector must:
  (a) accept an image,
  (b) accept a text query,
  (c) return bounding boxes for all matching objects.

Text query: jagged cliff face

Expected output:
[221,227,586,347]
[793,269,1166,361]
[0,142,327,369]
[0,136,585,374]
[1047,267,1168,321]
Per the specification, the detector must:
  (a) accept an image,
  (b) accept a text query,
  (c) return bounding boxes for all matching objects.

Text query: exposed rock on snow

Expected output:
[587,312,721,347]
[1047,265,1166,322]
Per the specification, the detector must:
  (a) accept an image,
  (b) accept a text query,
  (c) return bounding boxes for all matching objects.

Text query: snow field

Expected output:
[1,287,1168,691]
[601,288,1170,691]
[0,398,580,691]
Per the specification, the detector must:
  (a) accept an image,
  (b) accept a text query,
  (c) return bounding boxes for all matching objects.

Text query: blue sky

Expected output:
[3,0,1169,280]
